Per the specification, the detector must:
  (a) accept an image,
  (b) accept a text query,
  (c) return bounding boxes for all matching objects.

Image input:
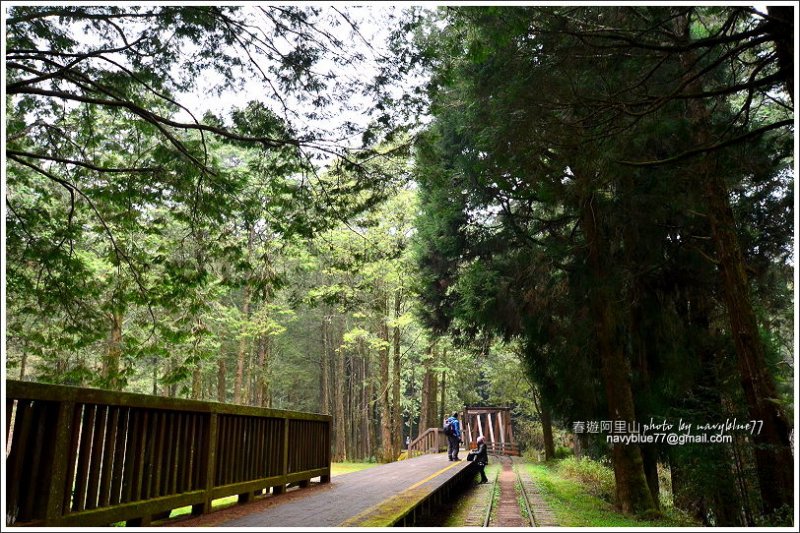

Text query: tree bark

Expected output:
[103,310,123,390]
[378,308,392,462]
[428,343,439,430]
[234,224,255,405]
[334,317,347,462]
[766,6,794,102]
[439,347,447,424]
[578,186,656,515]
[419,355,430,434]
[674,15,794,512]
[234,284,252,405]
[217,356,226,403]
[255,335,271,407]
[191,318,204,400]
[391,289,403,457]
[532,386,555,460]
[321,314,331,414]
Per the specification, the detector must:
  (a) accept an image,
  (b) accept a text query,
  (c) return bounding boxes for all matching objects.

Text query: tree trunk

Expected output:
[670,453,707,524]
[532,387,555,461]
[334,318,347,462]
[234,224,255,405]
[578,186,656,515]
[640,444,660,511]
[217,356,226,403]
[391,290,403,457]
[439,347,447,424]
[255,335,271,407]
[103,310,123,390]
[321,315,331,414]
[673,16,794,512]
[419,352,431,434]
[234,284,252,405]
[191,318,204,400]
[378,311,392,462]
[19,341,27,380]
[766,6,794,102]
[428,343,439,430]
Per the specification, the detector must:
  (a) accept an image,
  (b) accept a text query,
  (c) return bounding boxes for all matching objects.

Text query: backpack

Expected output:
[443,419,455,437]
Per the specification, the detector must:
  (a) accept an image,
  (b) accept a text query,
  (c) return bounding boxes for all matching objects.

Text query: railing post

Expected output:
[192,413,217,516]
[320,418,331,483]
[43,401,75,524]
[272,417,289,495]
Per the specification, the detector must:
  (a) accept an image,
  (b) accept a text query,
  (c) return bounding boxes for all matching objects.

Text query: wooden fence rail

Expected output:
[4,380,331,527]
[406,427,447,458]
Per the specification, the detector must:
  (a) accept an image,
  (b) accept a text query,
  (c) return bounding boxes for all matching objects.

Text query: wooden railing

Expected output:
[5,380,331,527]
[466,441,520,456]
[405,427,448,458]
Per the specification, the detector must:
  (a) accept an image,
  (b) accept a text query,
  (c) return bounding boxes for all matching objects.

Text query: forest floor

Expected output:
[527,461,699,527]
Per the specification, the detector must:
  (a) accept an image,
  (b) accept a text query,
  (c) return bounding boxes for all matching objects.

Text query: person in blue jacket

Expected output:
[445,412,462,461]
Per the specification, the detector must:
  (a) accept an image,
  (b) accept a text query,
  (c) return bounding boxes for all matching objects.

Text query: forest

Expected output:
[3,5,795,527]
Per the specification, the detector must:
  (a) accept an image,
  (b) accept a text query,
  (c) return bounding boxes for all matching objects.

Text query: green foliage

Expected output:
[557,457,615,503]
[528,463,697,527]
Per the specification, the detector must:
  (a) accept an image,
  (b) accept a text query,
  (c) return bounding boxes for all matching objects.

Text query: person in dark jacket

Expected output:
[474,435,489,483]
[445,412,462,461]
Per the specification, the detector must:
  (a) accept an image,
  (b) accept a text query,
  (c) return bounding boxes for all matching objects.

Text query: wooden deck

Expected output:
[172,453,478,527]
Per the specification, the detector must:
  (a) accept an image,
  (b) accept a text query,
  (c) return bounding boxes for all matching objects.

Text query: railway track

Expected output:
[482,455,533,527]
[481,455,557,528]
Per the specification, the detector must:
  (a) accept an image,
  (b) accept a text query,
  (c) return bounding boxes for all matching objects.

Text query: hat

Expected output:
[477,435,485,443]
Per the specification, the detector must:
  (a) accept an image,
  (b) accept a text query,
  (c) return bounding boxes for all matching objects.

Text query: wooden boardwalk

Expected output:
[171,453,476,527]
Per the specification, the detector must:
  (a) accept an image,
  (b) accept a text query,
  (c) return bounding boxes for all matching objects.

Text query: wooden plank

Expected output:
[142,410,158,500]
[164,411,174,494]
[506,412,515,443]
[214,416,225,487]
[62,404,84,513]
[7,380,331,422]
[476,413,483,439]
[6,398,14,442]
[46,490,205,527]
[121,409,140,503]
[234,416,243,483]
[185,414,197,492]
[192,413,217,516]
[132,410,150,502]
[109,407,129,506]
[6,399,33,524]
[211,468,329,500]
[85,404,108,510]
[152,410,167,498]
[255,418,265,478]
[73,404,96,512]
[498,410,505,444]
[487,413,495,444]
[169,413,182,495]
[281,418,289,475]
[99,407,120,508]
[21,400,48,521]
[44,401,76,520]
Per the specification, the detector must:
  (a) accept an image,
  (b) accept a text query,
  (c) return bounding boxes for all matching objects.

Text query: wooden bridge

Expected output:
[4,381,479,527]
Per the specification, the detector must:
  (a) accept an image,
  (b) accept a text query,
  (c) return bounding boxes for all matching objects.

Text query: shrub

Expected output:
[554,445,573,459]
[557,456,616,503]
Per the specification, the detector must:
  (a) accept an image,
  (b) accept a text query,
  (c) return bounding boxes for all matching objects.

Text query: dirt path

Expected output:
[493,456,529,527]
